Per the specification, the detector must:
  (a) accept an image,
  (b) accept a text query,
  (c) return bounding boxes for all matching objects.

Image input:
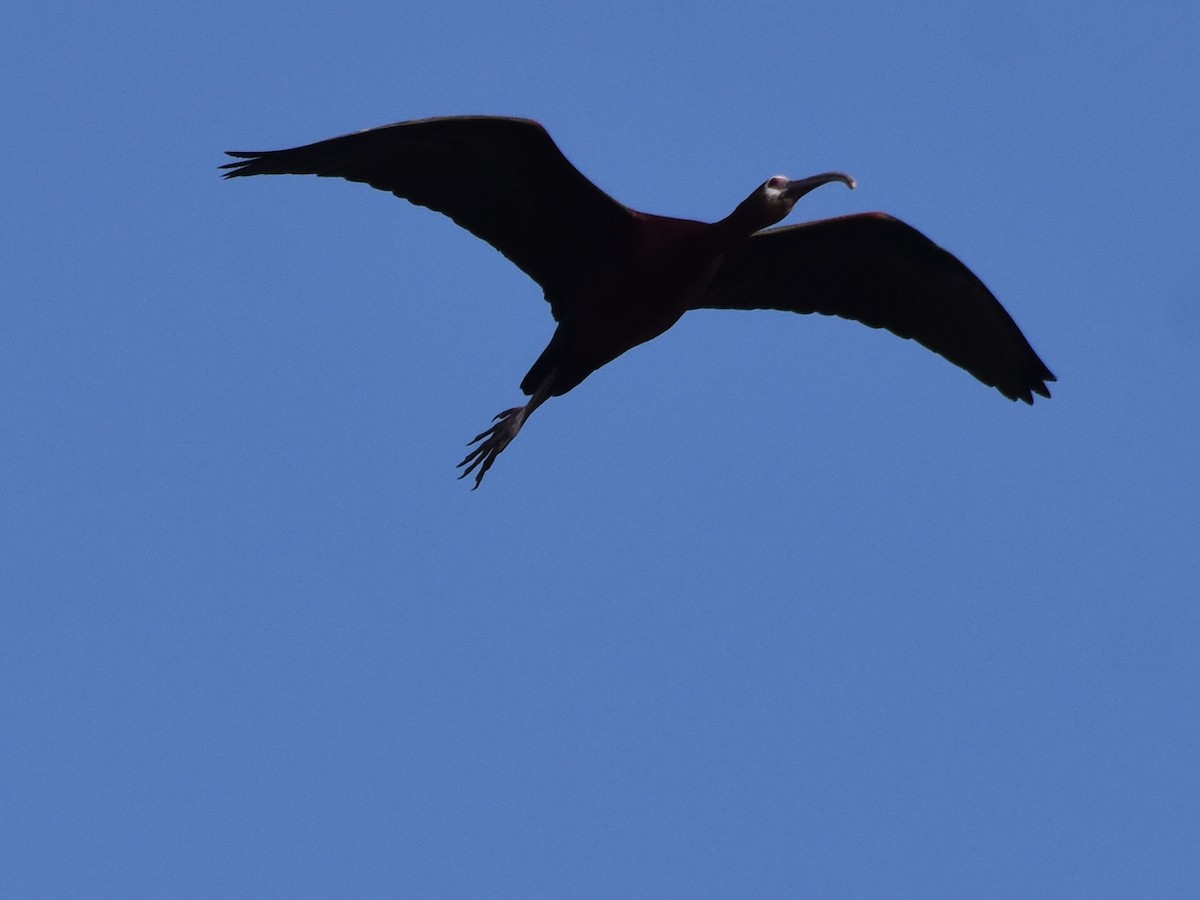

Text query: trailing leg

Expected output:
[456,367,557,489]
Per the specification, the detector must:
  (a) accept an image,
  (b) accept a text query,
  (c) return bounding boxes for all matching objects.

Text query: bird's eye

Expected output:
[767,176,789,190]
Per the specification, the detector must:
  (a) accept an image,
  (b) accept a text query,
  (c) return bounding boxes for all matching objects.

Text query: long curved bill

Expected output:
[783,172,856,200]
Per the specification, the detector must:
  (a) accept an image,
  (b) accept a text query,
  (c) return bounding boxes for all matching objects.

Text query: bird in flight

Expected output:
[223,116,1054,488]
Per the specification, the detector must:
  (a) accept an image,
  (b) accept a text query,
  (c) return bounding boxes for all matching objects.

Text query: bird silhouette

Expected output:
[223,116,1054,488]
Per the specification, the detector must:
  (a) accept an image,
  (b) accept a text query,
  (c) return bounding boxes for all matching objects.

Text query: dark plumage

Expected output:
[223,116,1054,487]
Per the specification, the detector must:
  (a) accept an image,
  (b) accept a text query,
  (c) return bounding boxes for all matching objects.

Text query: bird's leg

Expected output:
[456,367,557,490]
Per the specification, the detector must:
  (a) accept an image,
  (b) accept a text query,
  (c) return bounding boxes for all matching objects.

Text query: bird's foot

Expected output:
[456,406,526,489]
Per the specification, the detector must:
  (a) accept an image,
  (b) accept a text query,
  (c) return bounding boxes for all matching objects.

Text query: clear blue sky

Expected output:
[4,1,1198,897]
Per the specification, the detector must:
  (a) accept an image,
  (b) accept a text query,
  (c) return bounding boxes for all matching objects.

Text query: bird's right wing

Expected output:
[222,116,636,305]
[693,213,1055,403]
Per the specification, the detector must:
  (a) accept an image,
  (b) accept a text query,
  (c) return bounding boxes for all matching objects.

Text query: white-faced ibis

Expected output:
[223,116,1054,488]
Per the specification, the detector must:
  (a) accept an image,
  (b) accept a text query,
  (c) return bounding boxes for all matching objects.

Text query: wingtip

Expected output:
[1032,366,1057,402]
[999,369,1055,404]
[1019,377,1054,405]
[219,151,269,178]
[220,156,247,178]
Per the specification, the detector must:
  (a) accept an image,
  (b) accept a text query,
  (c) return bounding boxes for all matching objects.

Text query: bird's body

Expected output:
[223,116,1054,487]
[525,213,725,397]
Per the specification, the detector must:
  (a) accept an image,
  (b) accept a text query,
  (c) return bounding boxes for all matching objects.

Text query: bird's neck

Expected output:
[712,195,781,244]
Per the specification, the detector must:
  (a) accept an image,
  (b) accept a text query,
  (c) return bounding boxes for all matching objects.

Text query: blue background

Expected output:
[4,1,1198,896]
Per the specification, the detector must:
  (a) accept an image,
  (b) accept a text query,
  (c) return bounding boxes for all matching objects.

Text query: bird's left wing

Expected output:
[222,116,636,304]
[692,213,1055,403]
